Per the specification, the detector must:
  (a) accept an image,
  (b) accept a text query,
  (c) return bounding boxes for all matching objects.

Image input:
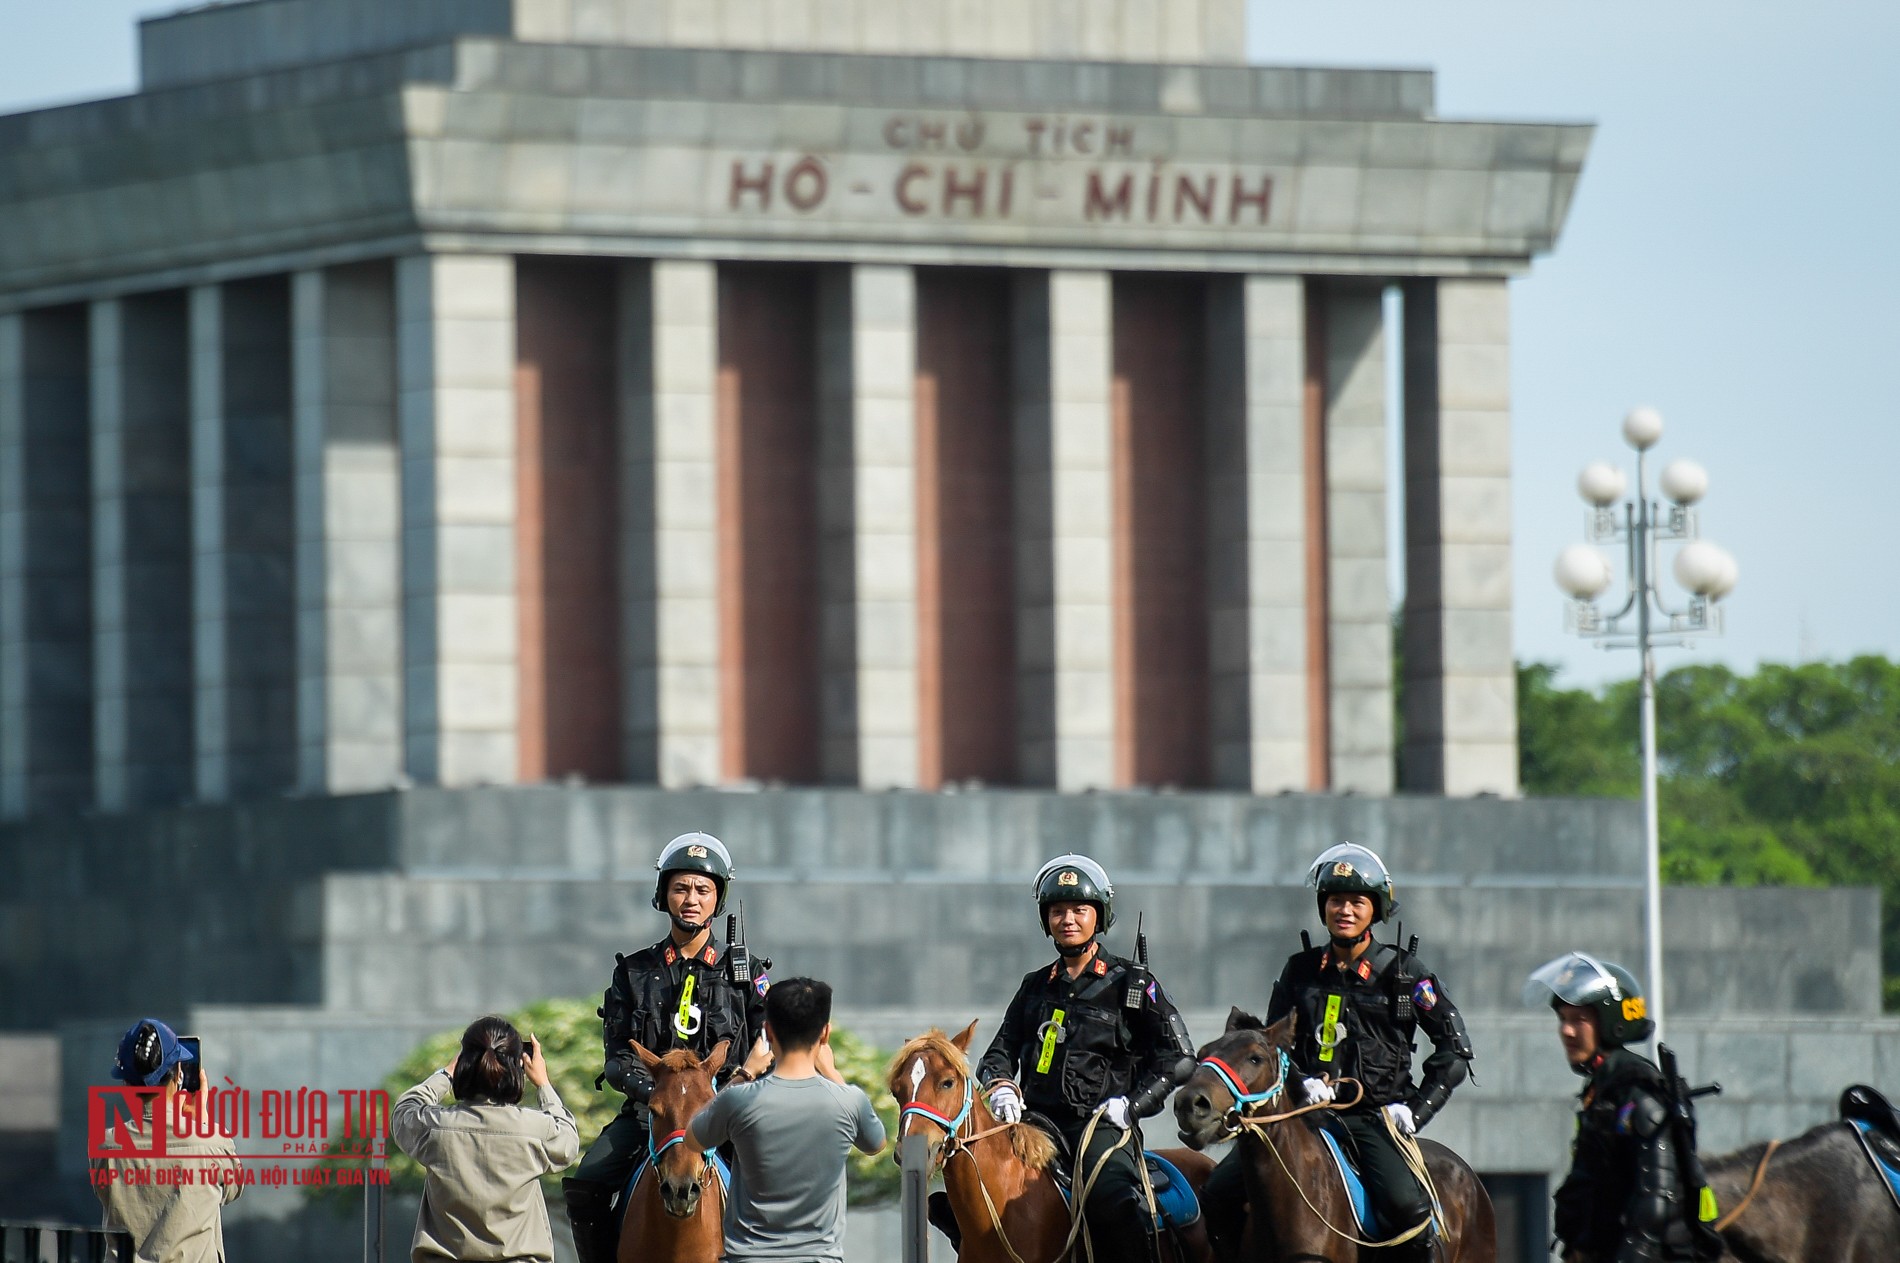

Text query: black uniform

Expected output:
[978,948,1194,1263]
[572,934,768,1194]
[1554,1047,1711,1262]
[1202,939,1472,1261]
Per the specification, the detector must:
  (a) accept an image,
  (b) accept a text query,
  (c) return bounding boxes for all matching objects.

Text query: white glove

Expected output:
[987,1082,1023,1124]
[1300,1076,1335,1105]
[1383,1103,1416,1136]
[1102,1097,1131,1130]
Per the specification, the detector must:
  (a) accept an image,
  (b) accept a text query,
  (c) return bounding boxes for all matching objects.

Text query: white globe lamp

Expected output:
[1577,462,1628,507]
[1554,545,1613,600]
[1622,406,1664,450]
[1659,459,1709,506]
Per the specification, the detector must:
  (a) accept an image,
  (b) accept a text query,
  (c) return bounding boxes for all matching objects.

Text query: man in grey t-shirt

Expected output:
[688,977,886,1263]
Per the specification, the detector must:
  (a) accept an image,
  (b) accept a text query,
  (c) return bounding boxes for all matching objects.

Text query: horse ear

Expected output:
[704,1039,731,1077]
[1265,1012,1297,1048]
[951,1020,979,1053]
[1226,1006,1266,1033]
[630,1038,662,1070]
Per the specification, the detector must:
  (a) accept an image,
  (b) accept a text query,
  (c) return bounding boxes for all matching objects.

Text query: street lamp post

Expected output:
[1552,407,1737,1049]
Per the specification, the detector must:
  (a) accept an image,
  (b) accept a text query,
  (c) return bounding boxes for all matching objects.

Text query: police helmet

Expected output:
[1033,853,1116,932]
[1523,951,1655,1048]
[652,832,734,917]
[1306,842,1399,923]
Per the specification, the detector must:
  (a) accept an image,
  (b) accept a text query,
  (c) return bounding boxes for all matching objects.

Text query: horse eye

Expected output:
[1248,1054,1261,1065]
[940,1078,954,1090]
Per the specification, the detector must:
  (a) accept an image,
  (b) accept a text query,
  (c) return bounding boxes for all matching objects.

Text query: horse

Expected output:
[888,1022,1218,1263]
[1172,1008,1495,1263]
[615,1038,728,1263]
[1696,1116,1897,1263]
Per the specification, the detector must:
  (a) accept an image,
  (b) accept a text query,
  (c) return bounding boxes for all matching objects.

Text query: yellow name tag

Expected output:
[1036,1009,1066,1074]
[1318,994,1344,1063]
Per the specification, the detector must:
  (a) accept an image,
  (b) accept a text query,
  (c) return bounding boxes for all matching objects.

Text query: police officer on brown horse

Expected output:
[1526,952,1724,1263]
[562,833,770,1263]
[976,854,1195,1263]
[1202,842,1473,1262]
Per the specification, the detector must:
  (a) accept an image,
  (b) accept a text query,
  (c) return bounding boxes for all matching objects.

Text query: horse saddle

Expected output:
[1308,1115,1443,1240]
[1840,1085,1900,1215]
[1027,1116,1202,1231]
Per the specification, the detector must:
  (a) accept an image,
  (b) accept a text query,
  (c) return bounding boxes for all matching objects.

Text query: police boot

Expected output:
[927,1191,963,1250]
[1088,1190,1161,1263]
[1388,1224,1437,1263]
[562,1177,619,1263]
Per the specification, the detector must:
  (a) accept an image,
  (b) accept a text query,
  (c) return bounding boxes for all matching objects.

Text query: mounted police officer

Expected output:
[975,854,1195,1263]
[1526,952,1724,1263]
[1203,842,1473,1263]
[561,832,770,1263]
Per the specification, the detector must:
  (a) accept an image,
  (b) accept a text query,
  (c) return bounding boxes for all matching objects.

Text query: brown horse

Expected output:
[1696,1120,1897,1263]
[616,1038,728,1263]
[888,1022,1218,1263]
[1173,1008,1495,1263]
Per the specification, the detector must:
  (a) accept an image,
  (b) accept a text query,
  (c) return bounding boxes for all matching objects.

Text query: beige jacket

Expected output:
[91,1105,242,1263]
[392,1069,580,1263]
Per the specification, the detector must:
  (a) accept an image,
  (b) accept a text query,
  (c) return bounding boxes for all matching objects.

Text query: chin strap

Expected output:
[1055,935,1099,959]
[672,916,711,935]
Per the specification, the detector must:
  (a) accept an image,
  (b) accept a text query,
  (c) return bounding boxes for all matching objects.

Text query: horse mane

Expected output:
[887,1030,1057,1172]
[653,1048,712,1074]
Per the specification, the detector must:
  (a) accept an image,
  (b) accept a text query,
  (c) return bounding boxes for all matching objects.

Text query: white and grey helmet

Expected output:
[1033,853,1116,931]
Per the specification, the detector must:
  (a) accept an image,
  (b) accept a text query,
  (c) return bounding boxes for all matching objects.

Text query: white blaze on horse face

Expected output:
[909,1056,927,1096]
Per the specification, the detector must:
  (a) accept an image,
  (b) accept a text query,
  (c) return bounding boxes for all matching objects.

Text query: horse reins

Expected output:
[1712,1138,1779,1231]
[1201,1050,1441,1251]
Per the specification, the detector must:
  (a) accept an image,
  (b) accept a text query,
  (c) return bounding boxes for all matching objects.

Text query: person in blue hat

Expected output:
[92,1019,242,1263]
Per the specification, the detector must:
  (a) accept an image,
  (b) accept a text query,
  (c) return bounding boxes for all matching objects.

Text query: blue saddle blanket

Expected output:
[1056,1151,1201,1231]
[1848,1119,1900,1205]
[1314,1123,1443,1239]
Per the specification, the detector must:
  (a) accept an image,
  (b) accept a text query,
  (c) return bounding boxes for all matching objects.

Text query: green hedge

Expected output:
[307,998,900,1209]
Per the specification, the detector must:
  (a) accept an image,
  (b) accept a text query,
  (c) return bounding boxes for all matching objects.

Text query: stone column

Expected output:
[816,264,918,788]
[1317,281,1394,794]
[1402,278,1518,795]
[188,285,230,801]
[396,254,518,787]
[294,263,403,793]
[1205,275,1311,792]
[0,315,23,817]
[1012,270,1114,790]
[619,259,722,787]
[92,294,194,811]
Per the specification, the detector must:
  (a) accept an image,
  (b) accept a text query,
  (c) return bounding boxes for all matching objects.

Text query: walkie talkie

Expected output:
[727,903,752,986]
[1125,913,1150,1009]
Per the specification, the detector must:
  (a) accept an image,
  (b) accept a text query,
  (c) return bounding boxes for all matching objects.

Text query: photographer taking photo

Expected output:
[392,1016,581,1263]
[91,1018,242,1263]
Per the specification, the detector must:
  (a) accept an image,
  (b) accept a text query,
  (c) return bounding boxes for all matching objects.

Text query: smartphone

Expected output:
[178,1036,202,1092]
[523,1035,536,1059]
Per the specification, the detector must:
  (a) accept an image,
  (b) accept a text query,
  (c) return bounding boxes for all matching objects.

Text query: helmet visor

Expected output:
[1034,853,1113,898]
[1305,843,1390,891]
[1522,951,1623,1009]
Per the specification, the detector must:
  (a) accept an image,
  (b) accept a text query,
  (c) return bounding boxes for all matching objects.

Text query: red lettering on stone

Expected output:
[729,160,773,210]
[1024,119,1048,154]
[883,117,909,149]
[919,120,946,151]
[1105,126,1135,156]
[1175,174,1215,222]
[1073,122,1094,154]
[943,166,986,216]
[999,167,1015,217]
[896,163,931,215]
[1229,175,1272,224]
[1084,171,1134,221]
[784,156,828,211]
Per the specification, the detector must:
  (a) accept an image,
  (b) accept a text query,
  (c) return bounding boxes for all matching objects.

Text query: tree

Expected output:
[1518,657,1900,1005]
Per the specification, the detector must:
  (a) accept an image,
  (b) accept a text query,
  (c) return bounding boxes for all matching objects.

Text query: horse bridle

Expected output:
[899,1071,976,1156]
[648,1124,717,1190]
[1198,1044,1290,1139]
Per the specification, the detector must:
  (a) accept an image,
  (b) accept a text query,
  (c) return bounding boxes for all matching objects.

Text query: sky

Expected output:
[1,0,1895,691]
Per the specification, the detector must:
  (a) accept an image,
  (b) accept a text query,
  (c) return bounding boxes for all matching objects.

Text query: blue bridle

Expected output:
[900,1072,975,1140]
[1198,1045,1290,1112]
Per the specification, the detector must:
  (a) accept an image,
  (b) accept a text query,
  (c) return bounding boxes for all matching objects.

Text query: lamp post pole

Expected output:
[1553,408,1737,1050]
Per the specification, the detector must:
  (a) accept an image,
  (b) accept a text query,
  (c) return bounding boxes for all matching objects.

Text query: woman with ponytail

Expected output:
[392,1016,580,1262]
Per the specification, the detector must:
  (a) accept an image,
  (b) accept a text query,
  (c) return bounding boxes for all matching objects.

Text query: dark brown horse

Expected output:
[888,1022,1218,1263]
[1697,1119,1897,1263]
[1173,1008,1495,1263]
[615,1038,727,1263]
